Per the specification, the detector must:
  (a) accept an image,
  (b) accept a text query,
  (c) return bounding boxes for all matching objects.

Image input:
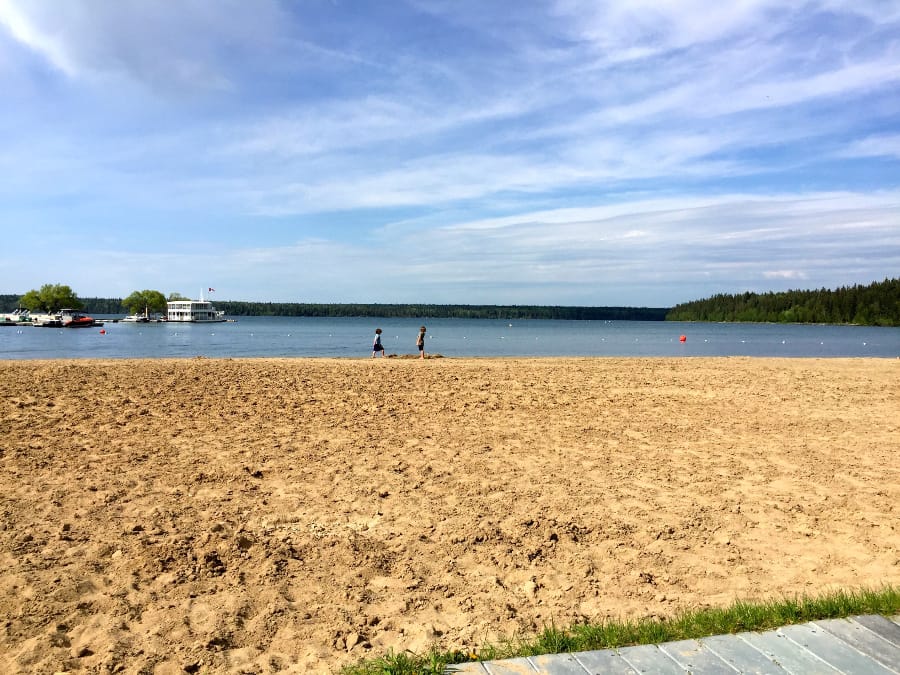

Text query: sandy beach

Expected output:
[1,357,898,673]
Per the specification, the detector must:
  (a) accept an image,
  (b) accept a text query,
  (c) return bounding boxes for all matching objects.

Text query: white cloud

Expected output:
[0,1,75,74]
[763,270,808,280]
[552,0,780,58]
[840,134,900,159]
[0,0,289,91]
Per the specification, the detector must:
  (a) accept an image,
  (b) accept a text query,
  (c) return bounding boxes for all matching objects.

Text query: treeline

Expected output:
[6,282,898,324]
[79,297,126,313]
[665,278,900,326]
[0,294,667,320]
[0,294,124,314]
[212,302,670,321]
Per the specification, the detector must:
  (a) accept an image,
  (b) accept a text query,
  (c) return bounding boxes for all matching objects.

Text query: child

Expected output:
[372,328,385,357]
[416,325,426,359]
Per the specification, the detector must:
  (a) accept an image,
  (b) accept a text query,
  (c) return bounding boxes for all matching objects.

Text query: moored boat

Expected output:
[31,314,63,327]
[59,309,102,328]
[0,309,32,325]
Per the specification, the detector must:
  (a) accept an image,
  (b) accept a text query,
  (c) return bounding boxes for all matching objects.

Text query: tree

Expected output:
[19,284,83,313]
[167,292,190,301]
[122,290,167,316]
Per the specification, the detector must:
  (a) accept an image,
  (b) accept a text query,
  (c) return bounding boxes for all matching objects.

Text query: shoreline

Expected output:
[1,354,897,364]
[2,357,898,671]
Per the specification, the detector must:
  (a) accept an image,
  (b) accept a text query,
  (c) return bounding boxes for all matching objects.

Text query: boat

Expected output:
[121,314,166,323]
[31,314,63,327]
[0,309,32,326]
[166,297,226,323]
[59,309,102,328]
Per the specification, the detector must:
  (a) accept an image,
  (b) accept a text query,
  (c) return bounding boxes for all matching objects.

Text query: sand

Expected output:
[1,357,898,673]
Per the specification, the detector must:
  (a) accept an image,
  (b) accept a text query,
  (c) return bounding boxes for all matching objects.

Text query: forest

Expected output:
[0,294,666,320]
[665,277,900,326]
[0,295,666,320]
[209,302,669,321]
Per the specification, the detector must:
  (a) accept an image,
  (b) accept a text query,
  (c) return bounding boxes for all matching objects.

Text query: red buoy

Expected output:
[99,329,106,335]
[679,335,686,342]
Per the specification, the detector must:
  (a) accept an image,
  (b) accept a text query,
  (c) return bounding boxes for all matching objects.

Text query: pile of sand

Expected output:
[1,357,897,672]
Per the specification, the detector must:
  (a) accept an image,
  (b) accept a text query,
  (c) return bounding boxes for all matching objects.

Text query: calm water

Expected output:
[1,316,898,360]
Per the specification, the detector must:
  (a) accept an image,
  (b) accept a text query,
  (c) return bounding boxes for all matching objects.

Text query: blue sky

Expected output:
[1,0,898,307]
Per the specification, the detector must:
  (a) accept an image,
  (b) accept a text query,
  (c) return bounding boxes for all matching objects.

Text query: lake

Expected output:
[1,316,898,360]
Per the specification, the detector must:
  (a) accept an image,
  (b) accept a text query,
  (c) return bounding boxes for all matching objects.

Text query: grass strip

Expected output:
[340,584,900,674]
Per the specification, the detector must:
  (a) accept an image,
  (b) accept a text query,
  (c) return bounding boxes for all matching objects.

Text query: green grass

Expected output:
[340,584,900,674]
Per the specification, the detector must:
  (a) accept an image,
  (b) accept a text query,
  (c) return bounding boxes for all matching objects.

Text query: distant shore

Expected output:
[2,357,898,672]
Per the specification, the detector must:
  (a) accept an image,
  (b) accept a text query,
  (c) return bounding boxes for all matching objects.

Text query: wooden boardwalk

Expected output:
[447,614,900,674]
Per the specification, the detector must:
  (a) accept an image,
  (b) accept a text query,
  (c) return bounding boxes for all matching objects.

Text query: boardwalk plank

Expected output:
[529,653,588,673]
[853,615,900,648]
[737,630,842,674]
[700,633,788,674]
[572,649,639,674]
[482,657,537,674]
[616,644,684,673]
[780,623,896,674]
[658,638,738,673]
[816,618,900,672]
